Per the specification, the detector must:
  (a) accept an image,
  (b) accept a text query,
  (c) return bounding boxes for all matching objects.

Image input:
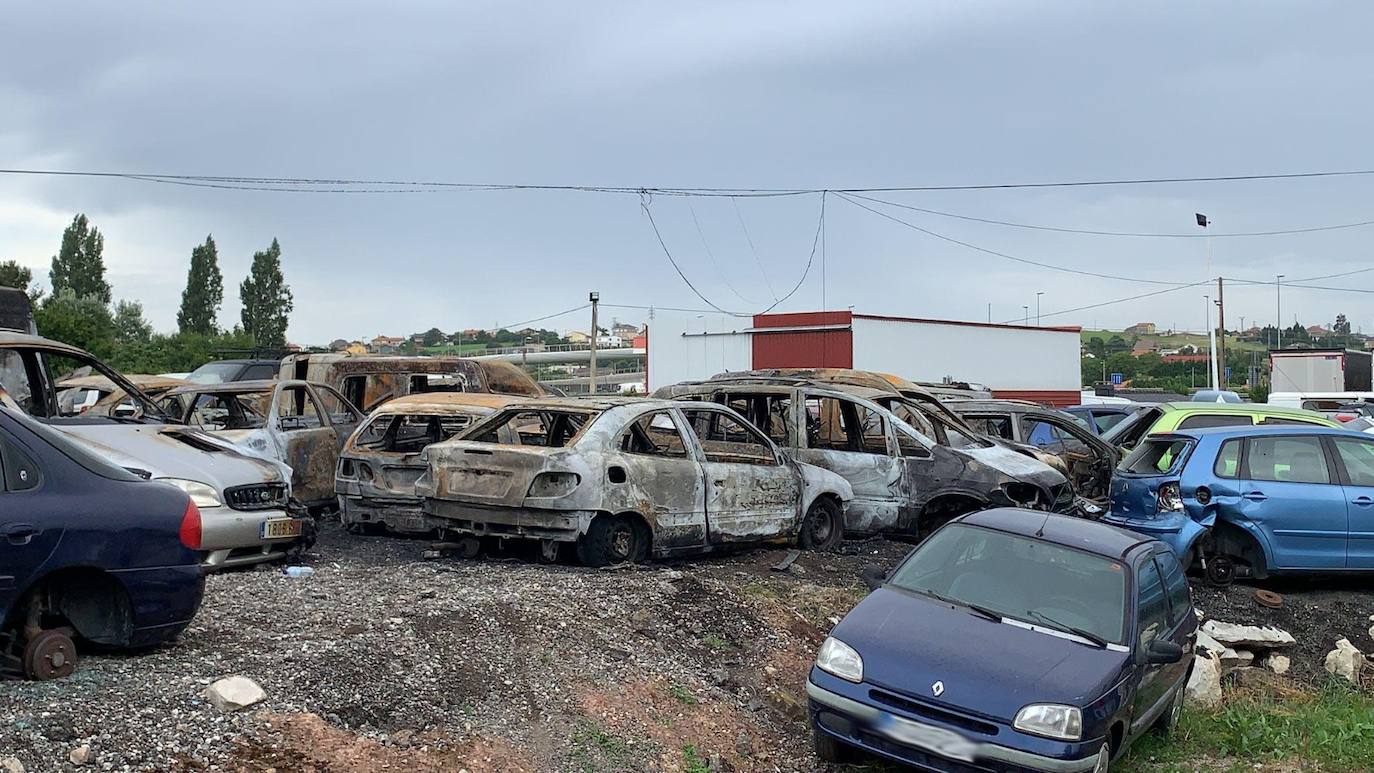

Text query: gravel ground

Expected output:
[0,523,909,772]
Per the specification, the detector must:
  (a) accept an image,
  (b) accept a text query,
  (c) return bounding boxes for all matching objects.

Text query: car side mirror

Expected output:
[1145,639,1184,665]
[860,565,887,591]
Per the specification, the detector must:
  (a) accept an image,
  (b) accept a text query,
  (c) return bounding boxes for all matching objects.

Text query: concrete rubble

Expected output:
[1324,638,1366,685]
[204,675,267,712]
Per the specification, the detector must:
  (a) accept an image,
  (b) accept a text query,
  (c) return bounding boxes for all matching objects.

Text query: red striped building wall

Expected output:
[751,311,853,369]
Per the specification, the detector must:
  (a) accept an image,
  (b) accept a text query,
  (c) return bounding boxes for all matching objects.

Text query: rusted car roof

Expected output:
[0,331,100,358]
[58,374,189,392]
[164,379,293,396]
[371,392,527,415]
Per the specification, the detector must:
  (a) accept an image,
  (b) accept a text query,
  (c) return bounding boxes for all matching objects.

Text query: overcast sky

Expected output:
[4,1,1374,344]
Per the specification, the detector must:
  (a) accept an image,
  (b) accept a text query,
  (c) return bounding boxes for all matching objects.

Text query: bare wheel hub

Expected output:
[23,628,78,681]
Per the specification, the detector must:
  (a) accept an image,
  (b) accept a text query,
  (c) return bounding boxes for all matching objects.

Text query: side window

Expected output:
[1214,439,1241,478]
[804,397,851,452]
[893,423,931,456]
[1156,553,1191,627]
[1259,416,1327,426]
[0,438,42,492]
[243,364,277,380]
[1177,414,1252,430]
[276,386,323,430]
[0,350,38,414]
[1020,418,1081,452]
[1093,411,1130,434]
[1135,558,1169,648]
[1246,436,1330,484]
[619,411,688,458]
[721,393,791,446]
[682,409,776,465]
[1333,438,1374,487]
[313,386,359,424]
[856,405,889,455]
[972,415,1014,440]
[341,376,367,411]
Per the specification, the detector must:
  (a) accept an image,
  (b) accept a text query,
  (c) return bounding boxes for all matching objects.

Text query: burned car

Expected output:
[943,399,1119,513]
[56,373,188,417]
[417,397,853,566]
[654,380,1067,538]
[162,379,363,510]
[336,393,526,534]
[281,353,546,413]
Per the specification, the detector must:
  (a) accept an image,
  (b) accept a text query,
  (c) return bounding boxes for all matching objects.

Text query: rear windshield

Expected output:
[461,408,597,447]
[186,361,243,385]
[1120,437,1192,475]
[355,412,482,453]
[888,523,1127,645]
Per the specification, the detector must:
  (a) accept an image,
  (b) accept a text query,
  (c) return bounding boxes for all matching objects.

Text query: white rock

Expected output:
[1201,621,1295,650]
[203,676,266,712]
[1324,638,1365,685]
[1,757,26,773]
[68,745,91,766]
[1185,653,1223,707]
[1195,629,1227,658]
[1220,648,1255,670]
[1261,654,1290,675]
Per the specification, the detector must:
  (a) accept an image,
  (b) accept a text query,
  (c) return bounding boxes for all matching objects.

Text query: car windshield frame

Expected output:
[186,361,244,385]
[885,522,1129,646]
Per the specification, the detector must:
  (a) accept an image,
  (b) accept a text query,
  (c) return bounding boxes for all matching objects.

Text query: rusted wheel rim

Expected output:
[1254,589,1283,609]
[23,630,77,681]
[808,507,834,544]
[609,523,635,560]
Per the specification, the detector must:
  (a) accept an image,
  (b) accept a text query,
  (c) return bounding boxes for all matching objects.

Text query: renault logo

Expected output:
[931,681,945,697]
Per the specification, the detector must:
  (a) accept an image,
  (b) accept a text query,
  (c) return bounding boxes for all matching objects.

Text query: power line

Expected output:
[758,191,826,315]
[846,192,1374,238]
[731,196,778,301]
[641,195,748,316]
[1006,280,1214,324]
[498,303,590,330]
[835,192,1184,286]
[689,202,761,305]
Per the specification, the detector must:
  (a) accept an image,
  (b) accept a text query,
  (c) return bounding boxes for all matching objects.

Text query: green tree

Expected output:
[177,234,224,335]
[421,327,446,347]
[0,260,32,291]
[49,214,111,303]
[34,289,116,357]
[113,299,153,344]
[239,238,293,348]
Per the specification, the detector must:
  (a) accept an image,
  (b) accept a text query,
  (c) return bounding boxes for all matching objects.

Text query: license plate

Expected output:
[877,714,978,762]
[261,519,303,540]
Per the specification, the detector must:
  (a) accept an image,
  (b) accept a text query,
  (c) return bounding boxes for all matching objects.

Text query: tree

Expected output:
[239,238,293,348]
[113,299,153,344]
[49,214,111,303]
[177,235,224,335]
[421,327,446,347]
[34,289,116,357]
[0,260,32,291]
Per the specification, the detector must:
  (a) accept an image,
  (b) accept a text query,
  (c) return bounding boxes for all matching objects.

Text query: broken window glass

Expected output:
[277,386,324,431]
[466,409,595,447]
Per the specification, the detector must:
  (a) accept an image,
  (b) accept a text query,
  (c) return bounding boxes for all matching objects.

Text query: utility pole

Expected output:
[1022,305,1029,326]
[1216,277,1226,388]
[1036,292,1044,326]
[987,303,991,324]
[588,291,599,395]
[1276,274,1284,351]
[1204,294,1218,390]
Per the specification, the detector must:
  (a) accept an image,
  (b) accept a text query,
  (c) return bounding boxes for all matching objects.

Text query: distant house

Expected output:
[611,322,641,339]
[344,341,368,356]
[596,335,625,348]
[1131,341,1158,356]
[1123,322,1157,336]
[565,331,591,344]
[369,335,405,354]
[1306,325,1328,336]
[1163,353,1211,364]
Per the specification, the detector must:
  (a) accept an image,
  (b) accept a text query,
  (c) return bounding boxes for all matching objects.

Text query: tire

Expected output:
[812,726,857,764]
[1090,743,1110,772]
[576,514,649,567]
[799,498,844,552]
[1152,684,1185,736]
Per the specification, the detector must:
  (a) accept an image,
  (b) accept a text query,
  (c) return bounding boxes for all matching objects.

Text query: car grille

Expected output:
[224,483,288,511]
[869,688,1000,737]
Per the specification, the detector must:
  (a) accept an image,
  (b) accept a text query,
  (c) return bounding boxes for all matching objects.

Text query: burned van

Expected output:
[280,354,546,413]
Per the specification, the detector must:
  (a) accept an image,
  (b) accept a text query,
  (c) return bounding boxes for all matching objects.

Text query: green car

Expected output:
[1101,402,1340,450]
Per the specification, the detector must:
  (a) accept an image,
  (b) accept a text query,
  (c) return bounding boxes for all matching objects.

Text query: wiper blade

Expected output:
[917,589,1002,622]
[1025,610,1108,648]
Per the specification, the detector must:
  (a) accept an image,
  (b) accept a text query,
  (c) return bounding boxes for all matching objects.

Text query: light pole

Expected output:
[1204,294,1218,389]
[588,291,600,394]
[1022,305,1029,326]
[1036,292,1044,326]
[1276,275,1284,350]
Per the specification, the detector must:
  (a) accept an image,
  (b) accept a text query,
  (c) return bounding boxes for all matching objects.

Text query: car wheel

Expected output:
[576,514,649,567]
[799,498,844,551]
[1091,742,1111,773]
[1152,684,1185,735]
[812,726,856,764]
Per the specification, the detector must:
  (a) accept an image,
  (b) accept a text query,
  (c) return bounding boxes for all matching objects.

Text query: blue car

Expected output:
[1107,425,1374,584]
[0,407,206,680]
[808,509,1195,772]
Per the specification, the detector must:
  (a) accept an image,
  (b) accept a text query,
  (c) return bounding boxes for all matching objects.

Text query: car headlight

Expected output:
[816,636,863,683]
[1014,704,1082,741]
[157,478,223,508]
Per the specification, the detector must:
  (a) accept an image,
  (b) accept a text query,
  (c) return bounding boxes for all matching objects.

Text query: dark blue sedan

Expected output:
[808,509,1195,772]
[0,407,205,680]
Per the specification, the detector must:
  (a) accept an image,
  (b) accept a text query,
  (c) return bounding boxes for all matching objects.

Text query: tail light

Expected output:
[179,499,203,550]
[1157,481,1183,513]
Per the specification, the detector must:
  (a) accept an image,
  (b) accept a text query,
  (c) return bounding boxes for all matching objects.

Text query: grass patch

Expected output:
[701,633,732,650]
[682,743,710,773]
[1119,682,1374,772]
[669,683,698,705]
[569,721,633,772]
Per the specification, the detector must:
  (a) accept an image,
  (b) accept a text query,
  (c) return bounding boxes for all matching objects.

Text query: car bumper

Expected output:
[807,679,1102,773]
[199,507,308,570]
[109,564,205,647]
[1100,511,1203,558]
[339,495,437,534]
[423,499,593,542]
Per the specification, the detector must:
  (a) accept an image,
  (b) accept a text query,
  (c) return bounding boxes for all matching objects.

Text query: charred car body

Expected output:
[280,353,545,414]
[417,397,854,565]
[654,379,1067,538]
[336,393,526,534]
[56,374,188,417]
[161,379,364,510]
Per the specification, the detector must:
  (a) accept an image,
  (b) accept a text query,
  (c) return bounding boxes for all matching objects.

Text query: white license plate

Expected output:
[260,519,303,540]
[877,714,978,762]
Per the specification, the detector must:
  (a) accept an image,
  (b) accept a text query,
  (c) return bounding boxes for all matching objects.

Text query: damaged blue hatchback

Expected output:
[807,509,1195,772]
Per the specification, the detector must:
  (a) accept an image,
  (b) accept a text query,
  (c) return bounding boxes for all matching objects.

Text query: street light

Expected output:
[1022,305,1029,325]
[1275,275,1285,350]
[1035,292,1044,326]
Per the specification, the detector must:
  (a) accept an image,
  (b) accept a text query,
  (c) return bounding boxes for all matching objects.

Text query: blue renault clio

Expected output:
[1107,425,1374,583]
[807,509,1195,772]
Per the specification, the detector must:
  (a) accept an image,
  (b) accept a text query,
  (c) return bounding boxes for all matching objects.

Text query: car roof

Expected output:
[0,330,96,358]
[165,379,301,395]
[944,399,1061,414]
[1163,424,1367,440]
[372,392,526,414]
[1158,401,1321,418]
[958,508,1153,559]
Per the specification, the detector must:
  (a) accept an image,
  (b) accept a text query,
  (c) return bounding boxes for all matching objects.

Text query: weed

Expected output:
[701,633,731,650]
[569,721,633,772]
[682,743,710,773]
[669,683,698,705]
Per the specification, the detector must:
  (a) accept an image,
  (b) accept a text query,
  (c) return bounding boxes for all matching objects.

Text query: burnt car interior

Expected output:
[356,413,476,453]
[965,408,1114,500]
[0,349,168,423]
[620,411,689,457]
[188,392,269,429]
[681,407,777,465]
[469,408,592,447]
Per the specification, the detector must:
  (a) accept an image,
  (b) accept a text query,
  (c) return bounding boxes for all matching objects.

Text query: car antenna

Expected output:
[1034,510,1051,538]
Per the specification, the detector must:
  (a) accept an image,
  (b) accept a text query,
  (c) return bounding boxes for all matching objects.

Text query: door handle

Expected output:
[1353,496,1374,507]
[3,523,37,545]
[1242,492,1268,502]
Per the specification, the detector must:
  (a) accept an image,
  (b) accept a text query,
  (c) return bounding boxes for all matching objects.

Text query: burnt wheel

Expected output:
[576,514,649,567]
[799,498,844,552]
[23,629,78,681]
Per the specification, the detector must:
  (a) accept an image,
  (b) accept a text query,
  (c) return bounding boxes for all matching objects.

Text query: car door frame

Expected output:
[1126,546,1195,742]
[607,406,708,554]
[1320,433,1374,568]
[788,388,903,536]
[267,382,340,505]
[0,422,58,609]
[1235,432,1347,570]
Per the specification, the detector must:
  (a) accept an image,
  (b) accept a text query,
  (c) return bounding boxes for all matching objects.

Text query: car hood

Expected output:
[959,444,1067,489]
[56,423,289,488]
[834,587,1127,721]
